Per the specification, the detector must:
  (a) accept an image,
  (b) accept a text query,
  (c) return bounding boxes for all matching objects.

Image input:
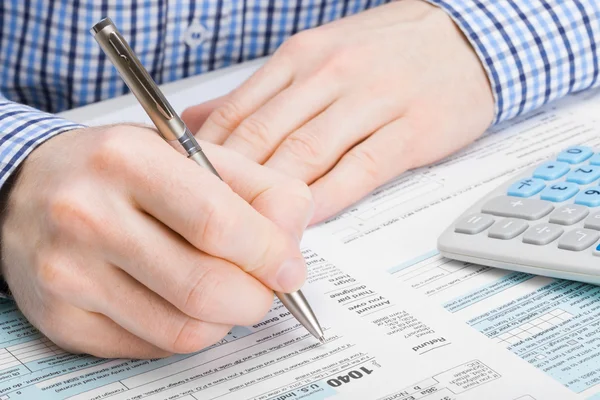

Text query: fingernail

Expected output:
[276,257,307,292]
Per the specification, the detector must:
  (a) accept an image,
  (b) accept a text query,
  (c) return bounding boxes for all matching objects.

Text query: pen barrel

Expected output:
[276,291,324,340]
[91,19,186,142]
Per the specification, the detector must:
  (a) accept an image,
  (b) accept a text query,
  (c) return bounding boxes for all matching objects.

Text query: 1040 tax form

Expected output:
[1,62,600,399]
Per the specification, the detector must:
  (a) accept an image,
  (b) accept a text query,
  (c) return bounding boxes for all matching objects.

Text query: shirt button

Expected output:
[184,21,208,48]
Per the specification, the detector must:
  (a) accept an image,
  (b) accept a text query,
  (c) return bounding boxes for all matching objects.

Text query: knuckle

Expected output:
[170,319,230,354]
[192,198,235,252]
[287,178,312,201]
[35,256,70,297]
[180,267,222,319]
[89,127,134,173]
[280,30,319,56]
[324,41,371,77]
[283,179,314,214]
[232,117,273,155]
[320,47,355,77]
[281,131,324,167]
[46,187,105,241]
[346,146,381,184]
[208,100,245,132]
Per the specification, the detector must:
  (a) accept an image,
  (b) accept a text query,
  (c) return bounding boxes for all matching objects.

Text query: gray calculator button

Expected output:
[488,218,528,240]
[454,213,494,234]
[558,228,600,251]
[584,211,600,230]
[522,223,563,245]
[549,205,589,225]
[482,196,554,220]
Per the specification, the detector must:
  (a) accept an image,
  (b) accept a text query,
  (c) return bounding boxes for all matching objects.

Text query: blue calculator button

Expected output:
[557,146,594,164]
[540,183,579,202]
[533,161,570,180]
[590,154,600,166]
[575,187,600,207]
[566,165,600,184]
[507,178,545,197]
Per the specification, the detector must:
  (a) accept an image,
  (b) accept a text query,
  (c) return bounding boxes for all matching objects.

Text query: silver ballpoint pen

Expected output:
[90,18,325,344]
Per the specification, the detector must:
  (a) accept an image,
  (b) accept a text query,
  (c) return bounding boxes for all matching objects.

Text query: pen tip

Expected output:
[319,335,326,344]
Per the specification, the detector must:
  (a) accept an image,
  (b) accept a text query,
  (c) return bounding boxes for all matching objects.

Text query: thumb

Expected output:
[181,95,227,137]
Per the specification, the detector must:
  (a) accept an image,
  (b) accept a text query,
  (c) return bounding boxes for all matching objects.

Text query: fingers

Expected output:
[118,132,306,293]
[200,142,314,240]
[84,266,232,354]
[104,203,274,326]
[46,306,172,359]
[219,78,340,163]
[309,118,416,224]
[181,95,227,135]
[264,92,401,184]
[195,58,294,144]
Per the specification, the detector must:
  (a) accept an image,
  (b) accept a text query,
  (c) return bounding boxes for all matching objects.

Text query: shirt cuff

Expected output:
[0,99,85,190]
[425,0,600,125]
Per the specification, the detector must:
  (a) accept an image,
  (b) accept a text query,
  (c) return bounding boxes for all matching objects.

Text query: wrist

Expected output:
[0,163,22,300]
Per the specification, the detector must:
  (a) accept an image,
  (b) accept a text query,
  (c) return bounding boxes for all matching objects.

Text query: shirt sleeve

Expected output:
[0,93,85,190]
[425,0,600,125]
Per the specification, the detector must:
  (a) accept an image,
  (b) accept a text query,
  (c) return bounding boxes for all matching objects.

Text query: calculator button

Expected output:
[454,213,494,234]
[548,205,589,225]
[540,183,579,202]
[507,178,545,197]
[593,243,600,257]
[574,187,600,207]
[584,211,600,230]
[558,228,600,251]
[481,196,554,220]
[589,154,600,166]
[533,161,570,180]
[522,223,564,245]
[566,165,600,184]
[557,146,594,164]
[488,218,528,240]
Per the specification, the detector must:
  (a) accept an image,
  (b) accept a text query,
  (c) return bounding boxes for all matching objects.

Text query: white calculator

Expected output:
[437,145,600,285]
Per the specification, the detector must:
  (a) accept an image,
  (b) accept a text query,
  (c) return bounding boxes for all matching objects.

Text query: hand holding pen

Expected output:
[91,19,325,343]
[0,22,323,363]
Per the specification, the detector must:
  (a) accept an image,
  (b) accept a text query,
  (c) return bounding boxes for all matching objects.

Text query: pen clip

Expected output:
[108,32,174,120]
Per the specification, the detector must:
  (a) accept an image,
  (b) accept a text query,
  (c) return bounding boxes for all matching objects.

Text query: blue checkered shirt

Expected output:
[0,0,599,191]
